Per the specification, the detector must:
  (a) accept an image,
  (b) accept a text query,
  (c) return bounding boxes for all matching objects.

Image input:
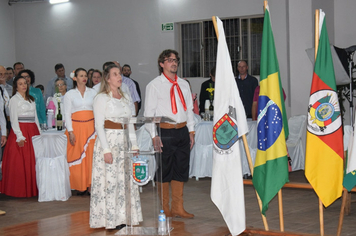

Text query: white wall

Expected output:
[335,0,356,125]
[5,0,356,118]
[0,1,16,68]
[288,0,313,117]
[335,0,356,48]
[12,0,264,115]
[269,0,290,116]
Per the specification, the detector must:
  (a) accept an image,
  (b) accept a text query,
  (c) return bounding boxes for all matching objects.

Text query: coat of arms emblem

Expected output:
[213,113,239,153]
[307,90,341,135]
[131,155,151,186]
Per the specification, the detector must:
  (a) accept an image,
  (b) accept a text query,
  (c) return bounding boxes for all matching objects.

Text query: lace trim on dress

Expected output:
[68,130,96,167]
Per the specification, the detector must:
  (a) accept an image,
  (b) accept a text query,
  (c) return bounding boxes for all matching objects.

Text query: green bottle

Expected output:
[56,103,63,131]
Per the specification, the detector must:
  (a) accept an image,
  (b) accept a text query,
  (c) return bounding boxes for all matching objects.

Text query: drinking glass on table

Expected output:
[40,123,48,131]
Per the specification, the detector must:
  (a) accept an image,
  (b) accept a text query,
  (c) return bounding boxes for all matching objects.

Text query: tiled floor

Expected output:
[0,171,355,235]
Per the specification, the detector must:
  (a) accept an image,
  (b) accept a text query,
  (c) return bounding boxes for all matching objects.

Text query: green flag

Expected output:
[252,5,289,215]
[343,150,356,191]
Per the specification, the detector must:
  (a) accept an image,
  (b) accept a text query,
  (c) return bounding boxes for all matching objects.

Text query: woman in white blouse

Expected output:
[64,68,97,194]
[90,64,142,229]
[0,75,40,197]
[90,69,102,87]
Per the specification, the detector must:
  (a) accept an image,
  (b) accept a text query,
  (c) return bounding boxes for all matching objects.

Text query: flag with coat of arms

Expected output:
[305,9,343,207]
[210,16,249,236]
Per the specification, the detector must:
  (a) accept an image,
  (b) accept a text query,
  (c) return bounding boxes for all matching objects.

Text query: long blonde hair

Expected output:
[99,64,125,99]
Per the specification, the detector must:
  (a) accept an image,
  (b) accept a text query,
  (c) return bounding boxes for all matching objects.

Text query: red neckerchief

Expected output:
[163,73,187,114]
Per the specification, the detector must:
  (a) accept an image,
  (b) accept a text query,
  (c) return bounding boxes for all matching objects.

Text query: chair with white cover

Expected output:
[193,113,202,124]
[189,121,214,180]
[344,125,353,173]
[32,131,71,202]
[286,115,307,171]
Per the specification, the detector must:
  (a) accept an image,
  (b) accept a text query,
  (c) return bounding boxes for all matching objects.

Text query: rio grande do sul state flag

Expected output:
[305,10,343,207]
[210,16,248,236]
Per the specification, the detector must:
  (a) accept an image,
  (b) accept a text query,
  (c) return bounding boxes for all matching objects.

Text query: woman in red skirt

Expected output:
[0,75,41,197]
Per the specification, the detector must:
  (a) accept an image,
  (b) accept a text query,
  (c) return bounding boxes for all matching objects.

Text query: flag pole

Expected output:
[315,9,319,59]
[277,190,284,232]
[336,149,348,236]
[263,1,285,232]
[242,135,269,231]
[212,16,219,40]
[314,8,325,236]
[212,15,269,231]
[337,188,348,236]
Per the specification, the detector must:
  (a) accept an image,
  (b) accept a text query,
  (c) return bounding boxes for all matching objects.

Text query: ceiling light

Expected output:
[49,0,69,4]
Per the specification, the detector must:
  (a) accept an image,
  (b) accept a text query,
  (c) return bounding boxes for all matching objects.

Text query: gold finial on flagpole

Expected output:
[315,9,320,60]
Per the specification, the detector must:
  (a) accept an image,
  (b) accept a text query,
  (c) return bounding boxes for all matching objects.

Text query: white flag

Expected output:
[347,121,356,174]
[210,16,249,236]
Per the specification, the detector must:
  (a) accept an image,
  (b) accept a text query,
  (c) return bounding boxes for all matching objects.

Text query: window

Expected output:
[180,16,264,78]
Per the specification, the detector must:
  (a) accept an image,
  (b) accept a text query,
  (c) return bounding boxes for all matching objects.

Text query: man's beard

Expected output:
[170,66,177,74]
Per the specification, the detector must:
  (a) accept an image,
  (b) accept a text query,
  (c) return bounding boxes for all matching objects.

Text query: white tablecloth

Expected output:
[189,117,310,180]
[32,129,71,202]
[239,121,257,175]
[189,121,258,180]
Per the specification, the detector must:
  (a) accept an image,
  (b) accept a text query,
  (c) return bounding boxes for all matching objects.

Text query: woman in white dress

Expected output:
[90,64,142,229]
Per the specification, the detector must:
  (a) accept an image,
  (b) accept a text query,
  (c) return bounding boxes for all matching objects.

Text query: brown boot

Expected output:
[156,182,172,217]
[171,180,194,218]
[0,210,6,215]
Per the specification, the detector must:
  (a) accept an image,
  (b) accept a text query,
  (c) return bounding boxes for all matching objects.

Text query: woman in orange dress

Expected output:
[63,68,97,194]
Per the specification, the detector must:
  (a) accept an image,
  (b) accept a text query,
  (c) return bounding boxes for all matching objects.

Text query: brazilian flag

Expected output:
[252,5,289,215]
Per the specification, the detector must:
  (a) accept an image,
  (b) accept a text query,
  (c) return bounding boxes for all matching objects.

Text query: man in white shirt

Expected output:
[0,67,10,129]
[112,61,140,116]
[0,66,8,143]
[144,49,195,219]
[122,64,142,116]
[0,66,9,192]
[45,63,73,101]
